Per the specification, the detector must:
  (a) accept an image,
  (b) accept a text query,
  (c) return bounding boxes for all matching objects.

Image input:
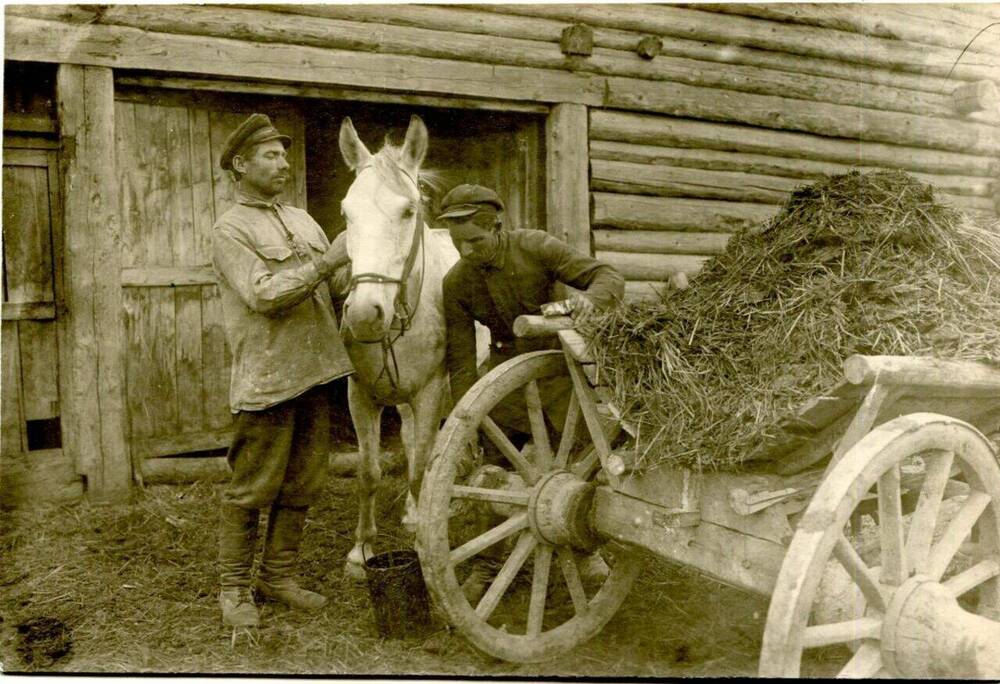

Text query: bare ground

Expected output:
[0,463,832,677]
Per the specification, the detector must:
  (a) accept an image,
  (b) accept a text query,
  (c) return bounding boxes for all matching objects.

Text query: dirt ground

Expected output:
[0,458,842,677]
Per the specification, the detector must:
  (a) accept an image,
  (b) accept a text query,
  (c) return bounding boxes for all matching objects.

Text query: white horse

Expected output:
[337,115,481,578]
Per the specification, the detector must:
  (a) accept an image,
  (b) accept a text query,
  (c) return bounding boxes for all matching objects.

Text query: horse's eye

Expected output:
[401,207,415,219]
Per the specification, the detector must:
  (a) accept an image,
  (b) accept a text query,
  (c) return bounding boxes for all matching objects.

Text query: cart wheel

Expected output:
[418,350,640,663]
[760,413,1000,677]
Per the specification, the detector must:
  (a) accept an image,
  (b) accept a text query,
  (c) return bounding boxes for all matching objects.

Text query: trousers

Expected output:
[222,382,333,509]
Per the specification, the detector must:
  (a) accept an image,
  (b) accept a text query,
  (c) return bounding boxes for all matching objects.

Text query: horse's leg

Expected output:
[345,378,383,580]
[399,369,448,535]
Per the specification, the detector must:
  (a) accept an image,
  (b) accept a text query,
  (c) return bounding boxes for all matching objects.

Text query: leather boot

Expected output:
[218,504,260,627]
[254,506,328,611]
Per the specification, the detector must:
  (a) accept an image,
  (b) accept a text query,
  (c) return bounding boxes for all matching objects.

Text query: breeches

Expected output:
[482,349,572,438]
[222,383,333,509]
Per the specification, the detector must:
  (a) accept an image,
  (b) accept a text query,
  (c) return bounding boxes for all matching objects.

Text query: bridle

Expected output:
[344,160,426,392]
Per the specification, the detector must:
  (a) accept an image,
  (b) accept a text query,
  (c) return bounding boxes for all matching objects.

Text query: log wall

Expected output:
[4,4,1000,484]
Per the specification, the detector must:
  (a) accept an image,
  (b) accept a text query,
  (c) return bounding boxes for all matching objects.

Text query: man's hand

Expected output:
[567,291,596,318]
[317,234,350,278]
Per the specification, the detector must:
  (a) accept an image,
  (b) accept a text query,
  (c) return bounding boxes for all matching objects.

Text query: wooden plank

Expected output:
[174,285,204,434]
[131,428,233,460]
[2,164,54,304]
[0,450,84,506]
[116,74,551,114]
[590,110,999,178]
[1,302,56,321]
[57,64,131,501]
[150,288,179,439]
[594,229,729,255]
[208,111,242,218]
[2,113,57,135]
[188,107,216,264]
[592,193,778,233]
[167,104,196,266]
[592,159,798,203]
[596,251,710,281]
[589,140,998,198]
[17,321,60,420]
[201,284,233,430]
[114,99,142,268]
[7,16,603,107]
[120,266,216,287]
[1,322,26,456]
[546,103,590,254]
[123,288,154,441]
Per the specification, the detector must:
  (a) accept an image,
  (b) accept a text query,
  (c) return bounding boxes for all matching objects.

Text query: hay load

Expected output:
[582,170,1000,470]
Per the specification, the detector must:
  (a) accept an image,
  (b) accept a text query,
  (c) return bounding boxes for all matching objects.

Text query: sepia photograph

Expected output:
[1,1,999,678]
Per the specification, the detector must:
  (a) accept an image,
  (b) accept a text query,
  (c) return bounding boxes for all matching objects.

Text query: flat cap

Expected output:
[220,113,291,171]
[436,184,505,220]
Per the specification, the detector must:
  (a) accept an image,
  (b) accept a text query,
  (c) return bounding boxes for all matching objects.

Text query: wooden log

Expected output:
[596,251,709,280]
[594,229,729,255]
[513,315,576,339]
[484,4,998,82]
[953,80,1000,116]
[140,455,231,484]
[546,104,590,255]
[692,3,1000,58]
[603,76,1000,157]
[589,140,997,198]
[262,2,967,96]
[592,159,798,204]
[33,3,961,119]
[591,110,1000,178]
[592,193,779,232]
[56,65,131,502]
[843,355,1000,391]
[7,16,603,107]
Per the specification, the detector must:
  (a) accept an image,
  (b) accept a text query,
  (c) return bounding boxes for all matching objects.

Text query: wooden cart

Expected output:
[416,316,1000,678]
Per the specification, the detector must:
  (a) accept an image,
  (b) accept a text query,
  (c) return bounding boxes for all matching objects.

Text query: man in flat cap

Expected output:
[212,113,352,628]
[438,183,624,601]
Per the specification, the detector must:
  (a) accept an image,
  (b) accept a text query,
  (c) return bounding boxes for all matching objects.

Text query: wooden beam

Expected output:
[591,110,999,178]
[1,302,56,321]
[592,193,778,233]
[114,74,550,114]
[589,140,998,198]
[56,64,131,503]
[7,16,602,107]
[546,104,590,254]
[120,265,216,287]
[131,428,233,460]
[140,455,231,485]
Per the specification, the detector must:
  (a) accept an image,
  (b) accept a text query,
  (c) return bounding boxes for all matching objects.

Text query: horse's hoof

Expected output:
[344,559,367,582]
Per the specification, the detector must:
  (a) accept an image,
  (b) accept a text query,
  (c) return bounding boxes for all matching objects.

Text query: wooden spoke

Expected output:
[523,380,553,470]
[877,464,908,586]
[451,485,530,507]
[558,550,589,615]
[480,416,538,484]
[927,491,991,580]
[475,532,537,620]
[526,545,553,637]
[554,392,581,470]
[833,534,887,613]
[836,641,883,679]
[802,616,881,648]
[449,512,529,567]
[942,557,1000,597]
[904,450,955,574]
[565,356,618,488]
[571,450,600,480]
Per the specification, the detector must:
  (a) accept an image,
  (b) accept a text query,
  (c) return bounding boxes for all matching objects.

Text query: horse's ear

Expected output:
[400,115,428,176]
[339,117,371,171]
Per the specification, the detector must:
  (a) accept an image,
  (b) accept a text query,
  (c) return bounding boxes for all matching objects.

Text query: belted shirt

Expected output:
[212,189,353,412]
[443,229,624,403]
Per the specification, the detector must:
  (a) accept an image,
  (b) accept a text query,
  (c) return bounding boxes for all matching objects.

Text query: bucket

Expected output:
[364,549,434,639]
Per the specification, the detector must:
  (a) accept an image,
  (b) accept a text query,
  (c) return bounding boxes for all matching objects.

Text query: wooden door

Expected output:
[1,141,83,504]
[113,88,307,465]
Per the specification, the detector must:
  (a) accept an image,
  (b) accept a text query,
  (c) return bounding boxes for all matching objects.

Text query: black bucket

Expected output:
[364,549,433,639]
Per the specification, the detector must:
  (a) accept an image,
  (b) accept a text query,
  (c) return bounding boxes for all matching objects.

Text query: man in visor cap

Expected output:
[212,113,353,628]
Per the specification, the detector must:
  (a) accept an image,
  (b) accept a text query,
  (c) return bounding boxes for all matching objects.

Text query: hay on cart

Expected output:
[582,171,1000,470]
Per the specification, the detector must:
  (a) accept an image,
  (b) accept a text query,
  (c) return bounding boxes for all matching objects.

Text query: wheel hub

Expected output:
[527,470,600,551]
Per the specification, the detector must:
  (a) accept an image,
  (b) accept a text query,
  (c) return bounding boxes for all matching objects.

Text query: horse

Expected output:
[337,114,482,578]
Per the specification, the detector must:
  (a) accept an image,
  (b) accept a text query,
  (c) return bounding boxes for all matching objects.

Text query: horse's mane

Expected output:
[370,141,445,211]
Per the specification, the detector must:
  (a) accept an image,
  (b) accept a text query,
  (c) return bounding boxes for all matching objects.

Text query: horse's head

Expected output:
[338,115,428,342]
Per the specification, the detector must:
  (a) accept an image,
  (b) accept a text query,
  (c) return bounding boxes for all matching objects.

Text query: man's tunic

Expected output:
[443,228,624,403]
[212,192,353,412]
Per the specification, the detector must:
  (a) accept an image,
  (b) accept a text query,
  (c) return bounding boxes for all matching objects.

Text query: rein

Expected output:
[345,162,427,392]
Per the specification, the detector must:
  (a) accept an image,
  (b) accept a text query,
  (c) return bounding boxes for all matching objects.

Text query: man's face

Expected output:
[234,139,290,198]
[448,216,499,266]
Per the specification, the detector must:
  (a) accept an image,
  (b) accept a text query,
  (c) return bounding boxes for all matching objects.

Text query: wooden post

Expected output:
[56,64,131,503]
[546,103,590,255]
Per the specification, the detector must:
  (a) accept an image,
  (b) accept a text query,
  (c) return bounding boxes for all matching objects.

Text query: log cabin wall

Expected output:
[4,3,1000,498]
